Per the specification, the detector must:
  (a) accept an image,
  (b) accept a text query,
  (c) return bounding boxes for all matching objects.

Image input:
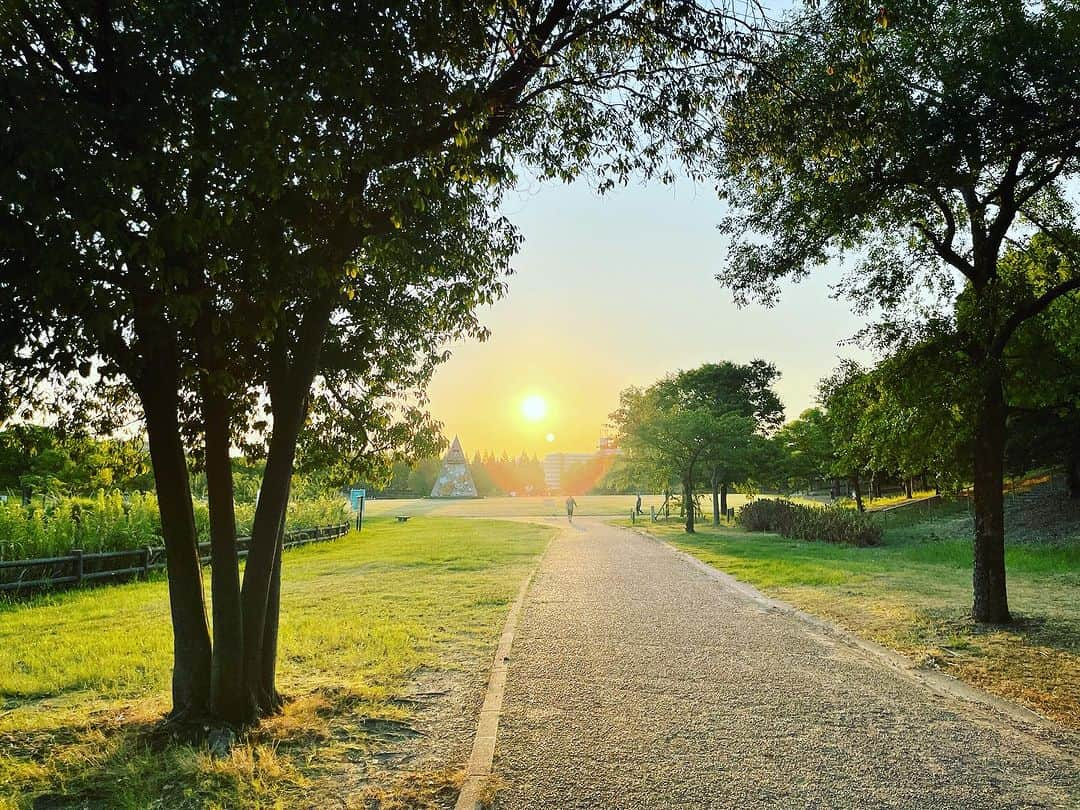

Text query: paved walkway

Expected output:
[492,519,1080,809]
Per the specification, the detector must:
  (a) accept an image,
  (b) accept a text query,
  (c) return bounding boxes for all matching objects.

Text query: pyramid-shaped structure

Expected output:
[429,436,479,498]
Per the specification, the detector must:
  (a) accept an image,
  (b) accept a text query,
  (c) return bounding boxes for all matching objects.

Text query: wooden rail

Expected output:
[0,522,350,594]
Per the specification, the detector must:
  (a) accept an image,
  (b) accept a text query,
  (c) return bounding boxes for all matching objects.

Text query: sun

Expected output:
[521,394,547,422]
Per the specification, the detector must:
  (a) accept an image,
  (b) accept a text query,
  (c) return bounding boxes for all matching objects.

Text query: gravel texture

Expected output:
[492,519,1080,809]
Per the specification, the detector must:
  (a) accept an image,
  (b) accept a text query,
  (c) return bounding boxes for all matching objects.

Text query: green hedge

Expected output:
[0,491,350,561]
[737,498,882,547]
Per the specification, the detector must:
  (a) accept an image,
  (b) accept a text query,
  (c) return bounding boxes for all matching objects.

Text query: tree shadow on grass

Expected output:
[4,685,443,809]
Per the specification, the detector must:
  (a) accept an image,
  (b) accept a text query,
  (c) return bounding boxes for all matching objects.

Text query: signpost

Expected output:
[350,488,366,531]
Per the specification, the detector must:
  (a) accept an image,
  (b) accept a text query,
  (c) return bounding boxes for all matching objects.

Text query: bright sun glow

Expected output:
[521,395,548,421]
[545,432,556,443]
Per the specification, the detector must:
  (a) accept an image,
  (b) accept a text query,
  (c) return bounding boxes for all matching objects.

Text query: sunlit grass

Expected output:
[624,502,1080,728]
[363,493,764,518]
[0,517,552,808]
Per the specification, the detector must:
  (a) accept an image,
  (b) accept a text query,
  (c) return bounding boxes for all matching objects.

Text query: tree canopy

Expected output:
[713,0,1080,622]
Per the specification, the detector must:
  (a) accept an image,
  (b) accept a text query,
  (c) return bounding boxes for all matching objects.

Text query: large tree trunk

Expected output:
[683,478,695,534]
[720,482,728,517]
[972,374,1011,624]
[139,369,212,720]
[201,385,252,723]
[905,477,913,499]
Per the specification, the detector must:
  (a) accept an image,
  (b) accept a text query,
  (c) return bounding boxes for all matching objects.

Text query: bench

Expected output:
[396,515,410,523]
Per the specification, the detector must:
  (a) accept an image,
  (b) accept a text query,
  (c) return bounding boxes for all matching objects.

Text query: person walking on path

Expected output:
[635,493,643,515]
[565,495,577,523]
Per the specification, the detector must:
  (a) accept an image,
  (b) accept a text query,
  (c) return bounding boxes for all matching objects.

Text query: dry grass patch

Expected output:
[0,517,552,808]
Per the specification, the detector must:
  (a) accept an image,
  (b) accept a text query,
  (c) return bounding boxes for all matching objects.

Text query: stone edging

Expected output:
[455,529,554,809]
[626,524,1079,761]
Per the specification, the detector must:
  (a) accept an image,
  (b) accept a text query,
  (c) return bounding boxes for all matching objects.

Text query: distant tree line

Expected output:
[370,452,547,498]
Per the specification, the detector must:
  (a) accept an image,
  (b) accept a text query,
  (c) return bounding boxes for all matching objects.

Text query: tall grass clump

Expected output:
[737,498,882,547]
[0,492,350,561]
[0,491,162,560]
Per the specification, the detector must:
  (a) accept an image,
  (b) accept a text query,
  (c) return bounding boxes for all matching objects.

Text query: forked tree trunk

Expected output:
[138,368,212,720]
[851,476,864,513]
[241,300,334,716]
[259,507,287,711]
[201,385,252,723]
[905,478,913,499]
[972,374,1011,624]
[720,483,728,517]
[241,397,302,713]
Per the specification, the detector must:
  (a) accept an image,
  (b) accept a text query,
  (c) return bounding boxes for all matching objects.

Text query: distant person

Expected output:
[565,495,577,523]
[635,493,643,515]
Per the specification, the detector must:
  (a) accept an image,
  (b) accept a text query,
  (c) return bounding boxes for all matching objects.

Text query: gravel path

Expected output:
[492,519,1080,809]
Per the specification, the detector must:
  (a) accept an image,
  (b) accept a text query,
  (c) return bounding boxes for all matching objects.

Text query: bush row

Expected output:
[0,491,351,561]
[737,498,882,547]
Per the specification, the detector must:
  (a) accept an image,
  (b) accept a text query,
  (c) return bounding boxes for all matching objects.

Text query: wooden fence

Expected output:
[0,522,350,594]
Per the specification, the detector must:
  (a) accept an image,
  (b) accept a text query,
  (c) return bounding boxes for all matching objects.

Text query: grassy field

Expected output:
[363,493,756,519]
[625,497,1080,728]
[0,516,552,808]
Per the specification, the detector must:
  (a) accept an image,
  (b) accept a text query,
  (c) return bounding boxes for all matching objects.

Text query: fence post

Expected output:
[631,509,636,524]
[73,548,83,586]
[143,546,151,579]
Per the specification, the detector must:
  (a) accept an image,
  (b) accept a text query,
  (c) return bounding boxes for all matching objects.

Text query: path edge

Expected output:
[625,524,1077,751]
[454,529,553,809]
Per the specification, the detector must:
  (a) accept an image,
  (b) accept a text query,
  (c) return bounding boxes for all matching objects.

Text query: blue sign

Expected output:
[349,489,366,511]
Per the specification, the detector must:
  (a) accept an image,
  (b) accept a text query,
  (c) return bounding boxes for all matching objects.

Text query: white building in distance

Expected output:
[542,437,620,492]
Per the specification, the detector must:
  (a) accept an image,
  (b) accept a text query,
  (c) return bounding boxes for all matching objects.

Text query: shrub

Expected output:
[737,498,882,547]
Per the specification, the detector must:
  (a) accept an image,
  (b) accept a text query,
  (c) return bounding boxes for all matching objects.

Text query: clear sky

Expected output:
[425,174,873,457]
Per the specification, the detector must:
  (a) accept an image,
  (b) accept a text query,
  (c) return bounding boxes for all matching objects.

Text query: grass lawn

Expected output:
[363,493,752,519]
[624,499,1080,728]
[0,516,552,809]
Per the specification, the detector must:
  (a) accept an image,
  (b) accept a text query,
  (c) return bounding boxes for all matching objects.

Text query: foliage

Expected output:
[737,498,882,547]
[661,361,783,509]
[0,425,153,496]
[773,408,833,489]
[1,1,755,718]
[468,451,545,497]
[0,492,349,562]
[715,0,1080,621]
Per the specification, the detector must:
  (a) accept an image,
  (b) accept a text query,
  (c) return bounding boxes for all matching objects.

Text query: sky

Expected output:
[425,174,873,457]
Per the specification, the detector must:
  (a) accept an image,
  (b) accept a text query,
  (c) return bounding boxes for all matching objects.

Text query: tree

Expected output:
[715,0,1080,622]
[2,1,755,722]
[665,361,783,523]
[774,408,833,493]
[611,384,729,533]
[407,457,444,497]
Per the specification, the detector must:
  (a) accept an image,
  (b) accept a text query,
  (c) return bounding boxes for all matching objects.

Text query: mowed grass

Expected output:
[0,517,552,809]
[626,499,1080,728]
[364,493,758,519]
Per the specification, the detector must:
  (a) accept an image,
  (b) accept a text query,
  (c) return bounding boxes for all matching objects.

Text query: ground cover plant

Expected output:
[0,493,350,561]
[737,498,882,547]
[623,489,1080,728]
[0,516,551,808]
